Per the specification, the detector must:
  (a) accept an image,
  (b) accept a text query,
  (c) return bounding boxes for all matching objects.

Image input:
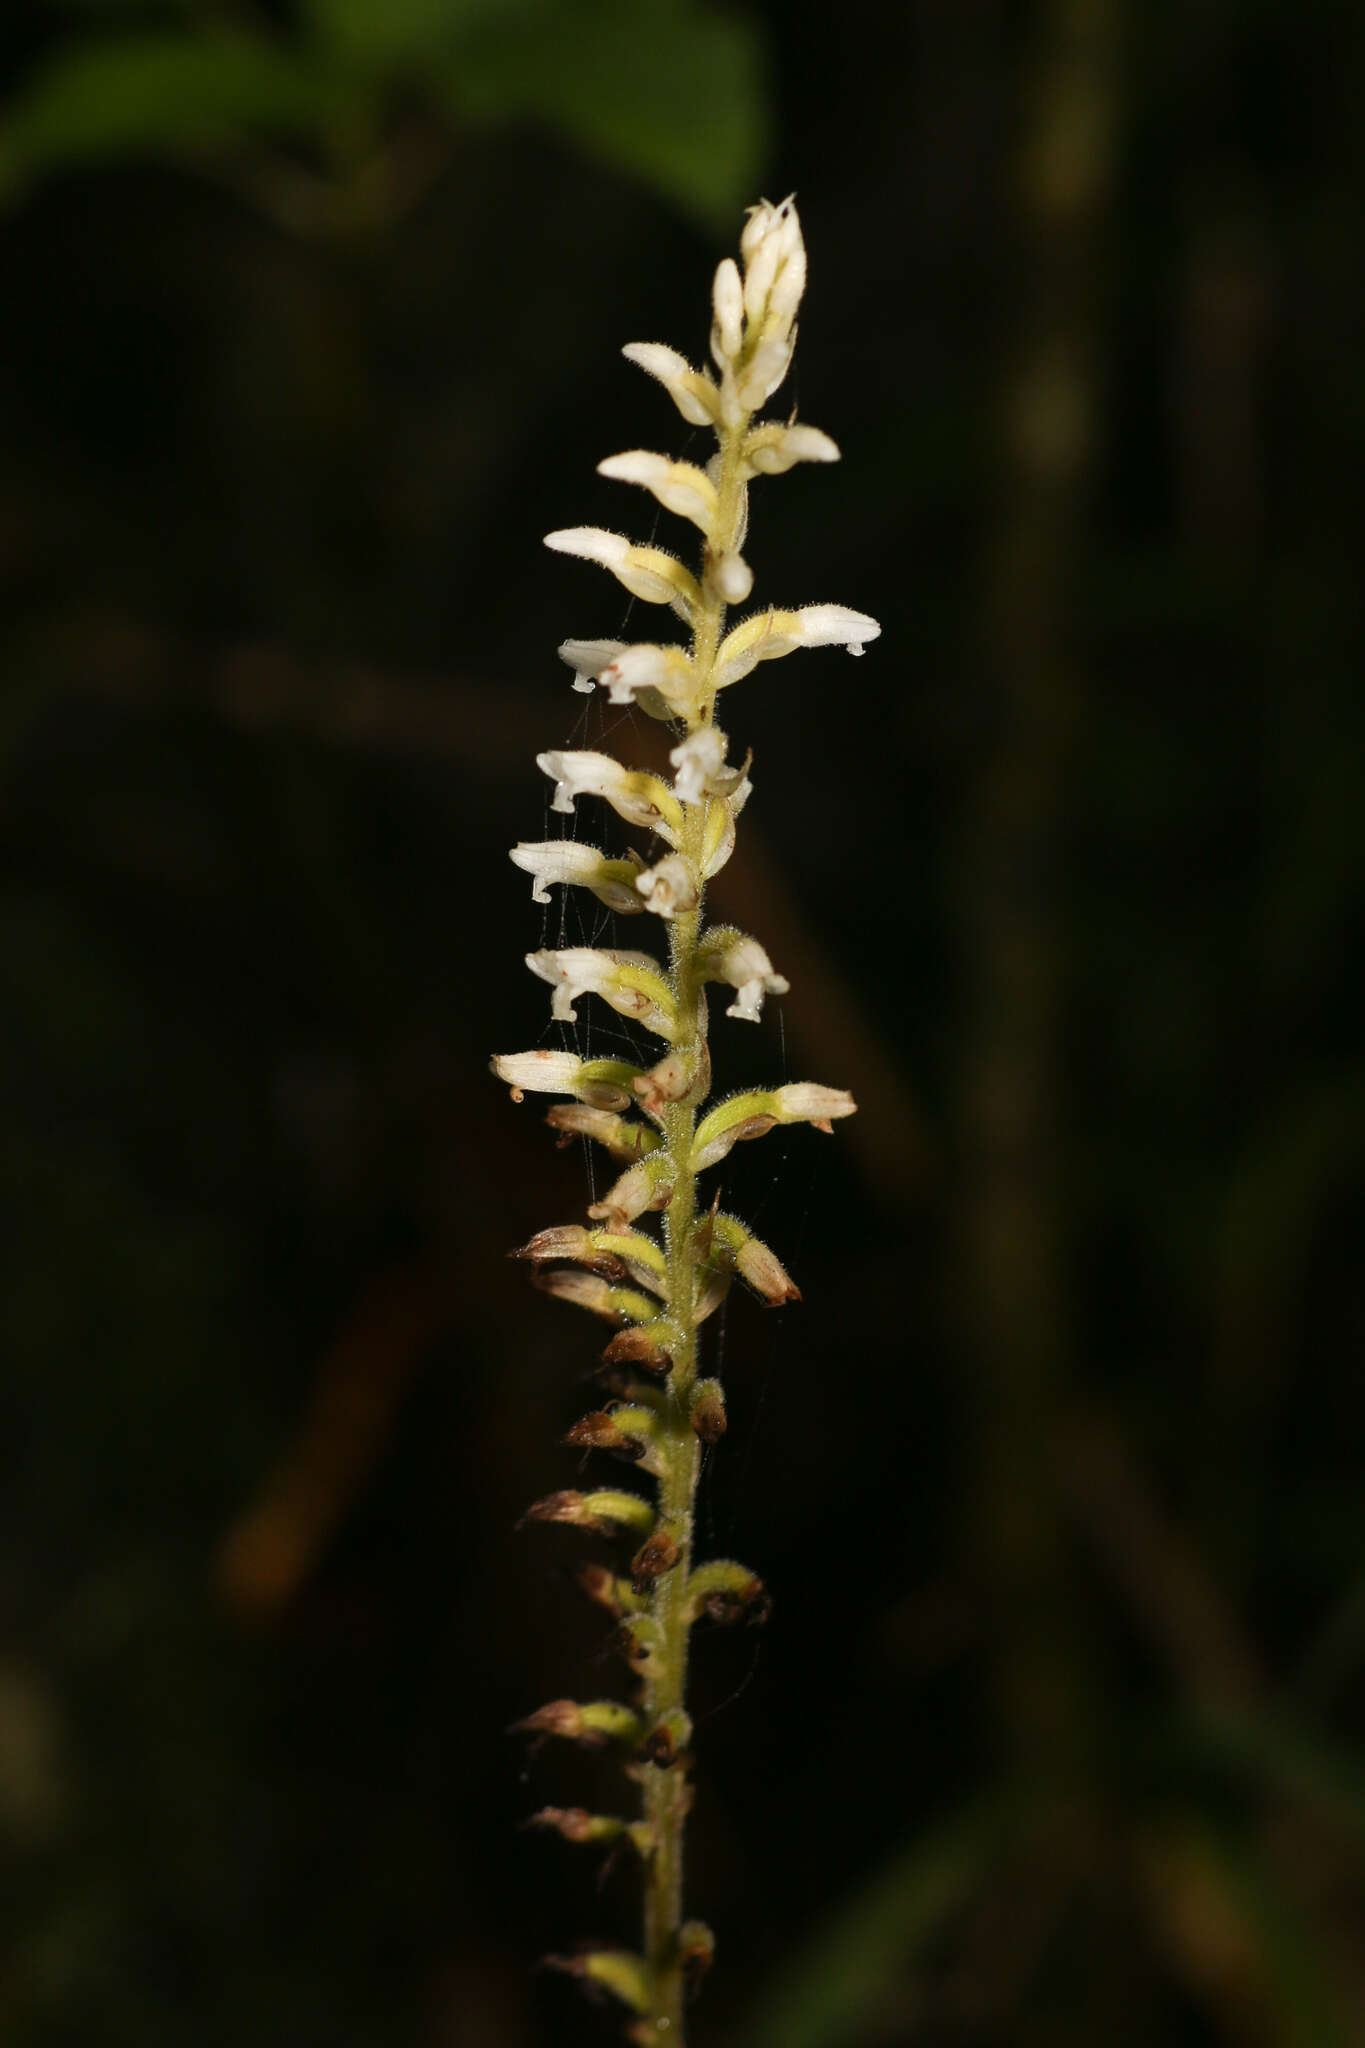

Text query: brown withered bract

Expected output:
[630,1530,679,1594]
[641,1721,681,1768]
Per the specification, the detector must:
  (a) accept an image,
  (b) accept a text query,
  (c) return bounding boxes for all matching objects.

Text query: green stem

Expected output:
[638,409,750,2042]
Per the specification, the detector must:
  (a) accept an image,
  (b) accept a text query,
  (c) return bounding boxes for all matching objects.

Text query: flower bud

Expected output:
[710,550,753,605]
[544,526,702,619]
[714,603,881,688]
[525,947,676,1038]
[598,451,718,534]
[535,748,682,837]
[510,840,644,913]
[740,195,805,338]
[521,1487,655,1536]
[621,340,721,426]
[742,421,840,475]
[710,256,744,364]
[513,1698,644,1748]
[491,1050,644,1111]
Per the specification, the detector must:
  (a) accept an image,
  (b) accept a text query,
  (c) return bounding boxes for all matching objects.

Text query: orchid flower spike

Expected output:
[501,196,878,2039]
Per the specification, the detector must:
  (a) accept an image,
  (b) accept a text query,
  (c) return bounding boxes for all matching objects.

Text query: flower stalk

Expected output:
[494,197,877,2043]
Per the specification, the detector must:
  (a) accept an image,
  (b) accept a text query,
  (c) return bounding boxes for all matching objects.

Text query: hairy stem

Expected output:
[639,412,749,2040]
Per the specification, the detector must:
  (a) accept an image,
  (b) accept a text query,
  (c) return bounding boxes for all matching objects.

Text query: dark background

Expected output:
[4,1,1365,2042]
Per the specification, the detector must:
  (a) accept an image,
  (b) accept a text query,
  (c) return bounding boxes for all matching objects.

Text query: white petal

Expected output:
[535,749,681,838]
[491,1049,584,1095]
[525,948,674,1038]
[597,451,717,533]
[544,527,700,616]
[557,638,627,693]
[634,854,699,919]
[711,256,744,363]
[793,603,882,649]
[670,727,727,804]
[743,423,840,476]
[509,841,642,914]
[598,644,695,710]
[621,342,721,427]
[700,932,790,1022]
[736,333,795,411]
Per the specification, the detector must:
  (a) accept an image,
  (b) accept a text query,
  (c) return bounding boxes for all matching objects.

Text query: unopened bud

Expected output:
[712,551,753,605]
[492,1049,643,1111]
[711,256,744,364]
[521,1488,654,1536]
[543,1948,651,2015]
[513,1698,644,1748]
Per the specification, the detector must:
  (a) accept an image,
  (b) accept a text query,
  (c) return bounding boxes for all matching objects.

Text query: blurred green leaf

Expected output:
[1147,1819,1354,2048]
[1185,1705,1365,1859]
[299,0,502,71]
[440,0,770,226]
[733,1806,989,2048]
[0,31,366,200]
[0,1,769,226]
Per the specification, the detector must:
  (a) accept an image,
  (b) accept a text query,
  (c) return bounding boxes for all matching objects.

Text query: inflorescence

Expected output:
[493,196,879,2045]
